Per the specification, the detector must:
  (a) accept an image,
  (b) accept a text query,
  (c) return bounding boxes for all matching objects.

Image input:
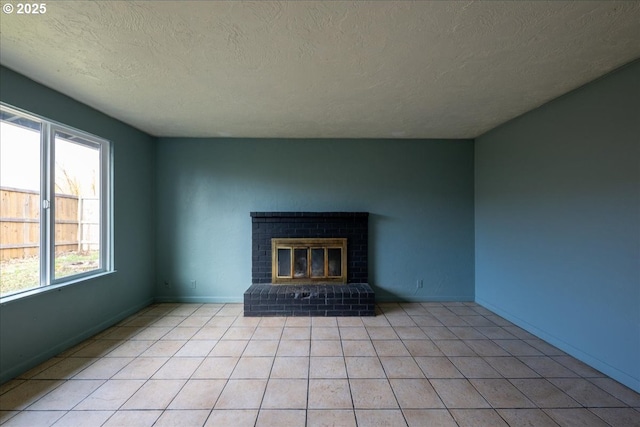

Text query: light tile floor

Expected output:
[1,302,639,427]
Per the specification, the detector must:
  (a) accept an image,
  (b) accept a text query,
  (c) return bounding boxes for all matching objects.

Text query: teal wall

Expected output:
[155,138,475,303]
[475,60,640,392]
[0,67,157,383]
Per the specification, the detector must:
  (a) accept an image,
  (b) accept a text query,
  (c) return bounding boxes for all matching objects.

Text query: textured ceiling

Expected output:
[1,1,639,139]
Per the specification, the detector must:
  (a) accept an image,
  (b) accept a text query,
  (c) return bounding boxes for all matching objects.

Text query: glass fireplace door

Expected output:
[272,238,347,284]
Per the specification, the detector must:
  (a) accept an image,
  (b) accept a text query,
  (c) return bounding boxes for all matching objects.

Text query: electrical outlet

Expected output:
[417,279,423,289]
[190,280,196,289]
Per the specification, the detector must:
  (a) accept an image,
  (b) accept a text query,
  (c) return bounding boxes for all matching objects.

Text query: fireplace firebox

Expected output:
[244,212,375,316]
[272,238,347,284]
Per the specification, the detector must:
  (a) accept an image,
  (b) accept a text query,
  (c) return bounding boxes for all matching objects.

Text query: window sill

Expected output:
[0,270,117,306]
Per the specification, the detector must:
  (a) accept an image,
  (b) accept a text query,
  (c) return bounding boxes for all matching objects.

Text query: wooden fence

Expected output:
[0,187,98,261]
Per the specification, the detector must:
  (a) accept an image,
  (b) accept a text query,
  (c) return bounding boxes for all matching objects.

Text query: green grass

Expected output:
[0,251,99,297]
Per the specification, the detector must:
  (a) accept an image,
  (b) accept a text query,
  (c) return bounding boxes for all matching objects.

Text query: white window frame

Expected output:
[0,103,113,301]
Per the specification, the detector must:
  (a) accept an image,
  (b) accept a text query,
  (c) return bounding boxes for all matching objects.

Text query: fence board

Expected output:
[0,187,94,261]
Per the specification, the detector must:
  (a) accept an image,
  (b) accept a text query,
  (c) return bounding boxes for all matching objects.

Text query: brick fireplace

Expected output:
[244,212,375,316]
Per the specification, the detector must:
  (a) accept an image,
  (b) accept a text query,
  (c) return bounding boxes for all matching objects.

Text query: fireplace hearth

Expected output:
[244,212,375,316]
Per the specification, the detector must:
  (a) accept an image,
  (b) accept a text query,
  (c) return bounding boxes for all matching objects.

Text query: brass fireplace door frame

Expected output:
[271,238,347,284]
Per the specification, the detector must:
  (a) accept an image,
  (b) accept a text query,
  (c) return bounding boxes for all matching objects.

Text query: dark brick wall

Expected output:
[251,212,369,284]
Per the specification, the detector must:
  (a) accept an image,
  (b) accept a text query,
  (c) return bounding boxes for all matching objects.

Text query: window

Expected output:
[0,104,112,299]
